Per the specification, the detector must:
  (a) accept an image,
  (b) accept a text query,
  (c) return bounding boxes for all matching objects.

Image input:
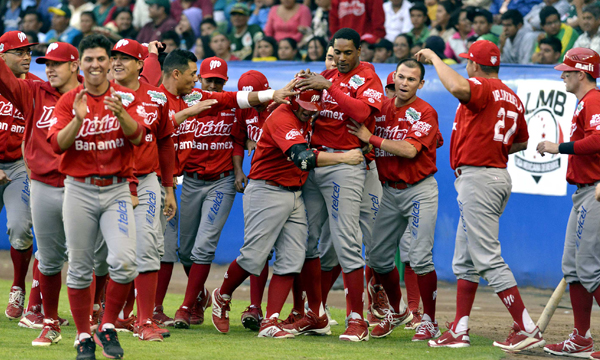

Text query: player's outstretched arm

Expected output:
[174,99,218,125]
[317,149,364,166]
[286,144,363,171]
[245,78,298,107]
[415,49,471,102]
[347,120,418,158]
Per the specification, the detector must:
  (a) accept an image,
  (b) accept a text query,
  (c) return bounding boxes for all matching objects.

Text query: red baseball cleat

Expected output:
[152,305,174,327]
[371,309,413,338]
[211,288,231,334]
[32,319,62,346]
[493,323,545,352]
[19,305,44,329]
[543,329,593,358]
[412,320,441,341]
[5,286,25,320]
[282,310,331,336]
[339,318,369,342]
[241,305,263,331]
[134,319,164,342]
[258,317,295,339]
[173,307,191,329]
[429,323,470,348]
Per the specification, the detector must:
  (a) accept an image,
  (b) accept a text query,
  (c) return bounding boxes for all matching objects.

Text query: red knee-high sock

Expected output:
[404,264,421,311]
[183,265,191,277]
[250,262,269,308]
[365,266,374,307]
[94,274,109,306]
[101,280,132,329]
[374,267,402,313]
[291,275,305,313]
[10,246,32,290]
[497,286,528,330]
[329,265,342,290]
[570,282,592,336]
[265,274,295,318]
[417,270,437,321]
[343,268,365,318]
[135,271,158,322]
[89,275,96,316]
[220,260,250,297]
[301,258,323,314]
[27,258,42,311]
[68,287,92,336]
[321,269,333,305]
[453,279,478,330]
[155,262,174,308]
[181,263,211,309]
[39,272,61,320]
[122,283,135,318]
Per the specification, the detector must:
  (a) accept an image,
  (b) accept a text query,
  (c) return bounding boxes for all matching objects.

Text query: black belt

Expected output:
[184,171,231,182]
[265,180,301,192]
[384,175,431,190]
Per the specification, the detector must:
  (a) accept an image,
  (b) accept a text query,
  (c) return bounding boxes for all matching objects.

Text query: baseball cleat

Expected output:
[133,319,163,342]
[493,323,545,352]
[258,317,295,339]
[280,309,303,326]
[543,329,593,358]
[190,288,212,325]
[76,337,96,360]
[590,350,600,359]
[325,305,338,326]
[405,308,423,330]
[5,286,25,320]
[114,315,136,332]
[211,288,231,334]
[428,324,471,348]
[371,309,413,338]
[59,316,69,326]
[368,283,390,319]
[282,310,331,336]
[173,307,191,329]
[32,319,62,346]
[19,305,44,329]
[94,328,124,359]
[412,320,441,341]
[152,305,174,327]
[339,318,370,342]
[241,305,263,331]
[366,310,381,327]
[150,318,170,338]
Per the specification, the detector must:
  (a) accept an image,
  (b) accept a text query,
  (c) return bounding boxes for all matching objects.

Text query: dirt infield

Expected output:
[1,250,597,359]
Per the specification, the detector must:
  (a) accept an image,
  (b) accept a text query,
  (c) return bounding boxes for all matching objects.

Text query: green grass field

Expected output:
[0,279,505,360]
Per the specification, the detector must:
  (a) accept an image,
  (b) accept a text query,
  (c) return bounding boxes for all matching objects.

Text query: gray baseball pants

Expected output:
[134,173,162,273]
[0,160,33,250]
[160,186,179,263]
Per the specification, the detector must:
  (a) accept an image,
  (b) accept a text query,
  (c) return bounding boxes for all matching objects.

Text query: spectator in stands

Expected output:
[249,0,273,29]
[424,35,457,63]
[305,36,327,62]
[72,11,95,47]
[565,0,596,30]
[20,8,45,40]
[391,33,413,63]
[69,0,95,31]
[175,7,202,50]
[330,0,385,41]
[171,0,212,22]
[93,0,114,26]
[229,3,264,60]
[137,0,177,43]
[524,0,569,30]
[210,31,239,61]
[408,3,431,45]
[24,31,44,55]
[264,0,311,42]
[132,0,151,29]
[427,0,439,22]
[35,0,61,31]
[110,7,137,40]
[310,0,330,40]
[411,41,423,57]
[500,9,538,64]
[573,4,600,54]
[384,0,414,42]
[278,37,301,60]
[46,3,82,44]
[372,38,394,63]
[533,6,579,59]
[466,34,478,49]
[469,7,499,45]
[253,35,278,61]
[429,1,457,43]
[532,35,562,63]
[445,8,475,62]
[3,0,35,33]
[490,0,542,19]
[359,33,377,62]
[193,35,214,59]
[162,30,181,52]
[103,0,134,26]
[200,17,217,36]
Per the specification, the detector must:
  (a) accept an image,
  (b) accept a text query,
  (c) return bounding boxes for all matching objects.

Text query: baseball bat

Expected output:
[536,279,567,333]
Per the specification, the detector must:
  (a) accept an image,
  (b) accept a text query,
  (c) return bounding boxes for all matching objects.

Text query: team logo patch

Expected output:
[136,105,158,125]
[18,32,26,42]
[115,39,129,49]
[349,75,365,89]
[183,91,203,107]
[285,129,303,140]
[490,56,498,65]
[591,114,600,127]
[147,90,167,105]
[411,121,432,136]
[209,59,222,70]
[468,78,482,85]
[406,107,421,123]
[242,86,253,91]
[576,101,584,116]
[0,44,4,52]
[46,43,58,54]
[114,91,134,107]
[363,88,382,104]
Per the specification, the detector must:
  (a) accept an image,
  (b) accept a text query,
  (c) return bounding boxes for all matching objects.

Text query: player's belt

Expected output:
[454,166,499,178]
[265,180,302,192]
[184,171,231,182]
[384,175,431,190]
[575,181,600,190]
[72,176,127,187]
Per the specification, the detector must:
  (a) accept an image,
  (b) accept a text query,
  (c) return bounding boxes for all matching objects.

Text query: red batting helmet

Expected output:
[554,47,600,78]
[290,89,323,112]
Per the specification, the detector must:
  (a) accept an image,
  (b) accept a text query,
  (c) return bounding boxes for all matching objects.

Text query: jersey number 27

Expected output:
[493,107,518,144]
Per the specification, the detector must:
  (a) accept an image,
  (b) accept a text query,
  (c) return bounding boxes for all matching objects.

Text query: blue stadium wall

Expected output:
[0,60,573,289]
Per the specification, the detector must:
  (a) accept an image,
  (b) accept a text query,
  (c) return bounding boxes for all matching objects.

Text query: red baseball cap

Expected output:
[199,56,228,80]
[238,70,269,91]
[292,89,323,112]
[554,47,600,78]
[386,71,395,87]
[0,31,37,53]
[459,40,500,67]
[35,42,78,64]
[111,39,144,60]
[360,33,378,45]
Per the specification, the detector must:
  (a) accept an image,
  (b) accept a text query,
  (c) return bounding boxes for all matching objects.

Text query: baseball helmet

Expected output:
[290,89,323,112]
[554,47,600,78]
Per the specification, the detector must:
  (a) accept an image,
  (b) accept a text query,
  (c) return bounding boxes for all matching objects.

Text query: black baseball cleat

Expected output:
[94,328,124,359]
[76,337,97,360]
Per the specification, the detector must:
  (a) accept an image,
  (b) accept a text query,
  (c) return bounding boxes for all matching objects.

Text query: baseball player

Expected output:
[416,40,544,351]
[0,41,80,345]
[288,28,384,342]
[536,48,600,359]
[110,38,175,341]
[348,58,441,341]
[210,89,364,337]
[0,31,40,321]
[47,34,148,360]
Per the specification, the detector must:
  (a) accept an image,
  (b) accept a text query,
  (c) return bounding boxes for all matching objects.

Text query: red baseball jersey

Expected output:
[450,77,529,169]
[312,63,383,150]
[375,97,440,184]
[567,89,600,184]
[234,107,270,143]
[48,83,147,178]
[249,104,311,187]
[0,72,42,162]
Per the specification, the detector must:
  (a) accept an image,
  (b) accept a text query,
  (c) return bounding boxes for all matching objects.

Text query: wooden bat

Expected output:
[536,279,567,333]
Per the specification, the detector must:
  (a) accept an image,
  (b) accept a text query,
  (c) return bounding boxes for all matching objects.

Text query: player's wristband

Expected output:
[258,89,275,103]
[125,123,143,141]
[369,135,384,148]
[236,91,251,109]
[558,142,575,154]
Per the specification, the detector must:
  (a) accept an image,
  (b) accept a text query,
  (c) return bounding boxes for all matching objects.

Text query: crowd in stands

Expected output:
[4,0,600,65]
